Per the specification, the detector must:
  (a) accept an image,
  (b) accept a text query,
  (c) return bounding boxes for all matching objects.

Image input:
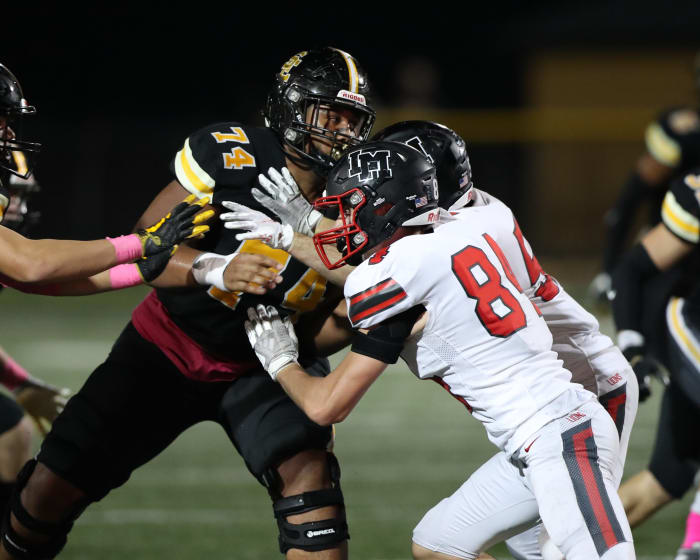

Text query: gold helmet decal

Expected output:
[279,51,308,83]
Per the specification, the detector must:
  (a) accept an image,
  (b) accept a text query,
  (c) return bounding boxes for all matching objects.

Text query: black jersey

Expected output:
[156,122,329,361]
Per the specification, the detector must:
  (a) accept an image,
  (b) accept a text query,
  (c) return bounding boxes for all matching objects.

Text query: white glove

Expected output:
[244,304,299,381]
[220,201,294,251]
[192,251,239,292]
[252,167,322,236]
[588,271,612,303]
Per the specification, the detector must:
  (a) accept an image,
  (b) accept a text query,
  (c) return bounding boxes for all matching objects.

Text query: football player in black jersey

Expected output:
[0,48,375,560]
[611,168,700,560]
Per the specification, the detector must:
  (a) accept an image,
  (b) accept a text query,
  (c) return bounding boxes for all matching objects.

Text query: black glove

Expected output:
[622,346,665,403]
[137,195,213,257]
[136,250,172,283]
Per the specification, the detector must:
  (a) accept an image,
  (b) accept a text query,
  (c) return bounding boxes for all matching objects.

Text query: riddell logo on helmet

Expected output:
[337,90,366,106]
[426,211,439,223]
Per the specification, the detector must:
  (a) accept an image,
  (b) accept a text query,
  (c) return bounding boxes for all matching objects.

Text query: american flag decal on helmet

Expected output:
[415,196,428,208]
[348,278,407,325]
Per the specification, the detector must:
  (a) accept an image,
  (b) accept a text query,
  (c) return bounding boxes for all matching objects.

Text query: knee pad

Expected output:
[266,453,349,553]
[1,459,87,560]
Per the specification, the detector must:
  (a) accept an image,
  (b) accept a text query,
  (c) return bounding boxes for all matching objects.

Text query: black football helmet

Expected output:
[0,64,40,181]
[313,141,439,269]
[264,47,376,177]
[372,121,473,211]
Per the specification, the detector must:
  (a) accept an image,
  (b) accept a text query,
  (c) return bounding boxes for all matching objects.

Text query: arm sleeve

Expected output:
[610,243,660,332]
[602,171,657,272]
[350,306,425,363]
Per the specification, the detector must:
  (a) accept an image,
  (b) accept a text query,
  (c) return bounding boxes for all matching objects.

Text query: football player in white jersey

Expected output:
[223,121,638,559]
[242,140,635,560]
[374,122,639,560]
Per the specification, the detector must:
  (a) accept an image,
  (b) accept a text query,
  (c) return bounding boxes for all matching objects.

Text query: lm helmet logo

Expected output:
[348,149,392,182]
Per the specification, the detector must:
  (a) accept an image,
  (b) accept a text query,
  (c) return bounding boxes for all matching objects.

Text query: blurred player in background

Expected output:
[0,61,214,542]
[0,47,375,560]
[611,168,700,560]
[244,139,635,560]
[591,53,700,299]
[228,120,638,559]
[0,63,67,519]
[590,53,700,396]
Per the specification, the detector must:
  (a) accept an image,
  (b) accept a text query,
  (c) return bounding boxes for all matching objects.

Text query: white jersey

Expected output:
[460,189,628,398]
[344,204,594,456]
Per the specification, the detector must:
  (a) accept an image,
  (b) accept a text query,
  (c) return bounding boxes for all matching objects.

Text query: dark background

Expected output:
[4,2,700,247]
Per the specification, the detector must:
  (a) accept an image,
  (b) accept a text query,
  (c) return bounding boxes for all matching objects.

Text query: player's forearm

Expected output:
[277,365,343,426]
[145,245,199,288]
[1,268,131,296]
[290,232,352,286]
[277,352,385,426]
[1,232,123,283]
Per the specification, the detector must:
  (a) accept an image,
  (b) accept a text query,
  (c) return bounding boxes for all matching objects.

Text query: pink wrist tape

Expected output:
[682,511,700,549]
[109,264,143,289]
[106,234,143,264]
[1,355,30,390]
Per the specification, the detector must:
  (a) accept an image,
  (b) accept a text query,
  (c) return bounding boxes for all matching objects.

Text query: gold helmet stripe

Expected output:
[174,138,215,197]
[11,150,28,176]
[331,48,359,93]
[661,190,699,243]
[645,122,681,167]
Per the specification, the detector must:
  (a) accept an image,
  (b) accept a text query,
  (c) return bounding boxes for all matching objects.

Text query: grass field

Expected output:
[0,266,692,560]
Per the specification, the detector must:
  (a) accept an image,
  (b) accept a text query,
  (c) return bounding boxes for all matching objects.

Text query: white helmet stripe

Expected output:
[332,48,359,93]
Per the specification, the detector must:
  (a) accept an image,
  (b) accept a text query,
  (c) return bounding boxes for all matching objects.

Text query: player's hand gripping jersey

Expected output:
[132,123,329,380]
[345,201,595,456]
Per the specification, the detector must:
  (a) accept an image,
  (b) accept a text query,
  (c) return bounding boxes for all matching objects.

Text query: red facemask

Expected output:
[312,187,369,269]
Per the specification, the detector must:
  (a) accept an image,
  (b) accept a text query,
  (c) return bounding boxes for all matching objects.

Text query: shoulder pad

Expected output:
[344,240,426,328]
[645,107,700,167]
[171,123,282,200]
[346,276,410,328]
[661,170,700,243]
